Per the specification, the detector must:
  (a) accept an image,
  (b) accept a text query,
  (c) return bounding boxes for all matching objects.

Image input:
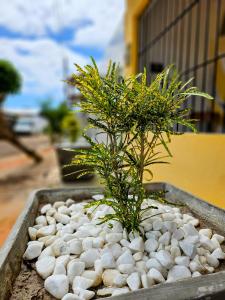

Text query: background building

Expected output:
[125,0,225,207]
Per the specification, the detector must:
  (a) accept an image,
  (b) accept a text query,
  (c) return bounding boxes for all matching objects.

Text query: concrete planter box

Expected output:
[55,139,94,182]
[1,182,225,300]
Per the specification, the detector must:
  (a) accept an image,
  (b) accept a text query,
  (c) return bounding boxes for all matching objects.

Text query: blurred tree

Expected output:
[41,100,74,143]
[61,113,80,143]
[0,60,42,162]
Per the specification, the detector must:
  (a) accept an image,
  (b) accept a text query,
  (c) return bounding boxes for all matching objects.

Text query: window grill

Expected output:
[138,0,225,132]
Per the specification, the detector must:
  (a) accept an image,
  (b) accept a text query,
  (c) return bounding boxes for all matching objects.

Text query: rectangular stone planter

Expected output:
[1,182,225,300]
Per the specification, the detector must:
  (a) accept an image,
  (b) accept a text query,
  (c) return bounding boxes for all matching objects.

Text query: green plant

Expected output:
[41,100,71,142]
[61,113,80,143]
[0,60,22,104]
[69,58,212,233]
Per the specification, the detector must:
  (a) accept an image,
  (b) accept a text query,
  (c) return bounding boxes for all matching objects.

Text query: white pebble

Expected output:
[67,261,85,284]
[68,239,83,255]
[211,248,225,259]
[199,229,212,239]
[40,204,52,214]
[117,250,135,265]
[129,237,144,252]
[37,225,56,238]
[28,227,37,241]
[167,265,191,282]
[145,239,158,253]
[155,250,174,269]
[62,294,82,300]
[23,241,44,260]
[102,269,120,286]
[126,272,141,291]
[148,268,165,283]
[80,249,100,268]
[175,256,190,267]
[72,276,94,290]
[36,256,55,278]
[55,213,70,224]
[106,233,123,243]
[44,274,69,299]
[118,264,134,274]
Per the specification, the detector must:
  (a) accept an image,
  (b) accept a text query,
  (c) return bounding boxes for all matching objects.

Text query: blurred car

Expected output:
[13,116,47,135]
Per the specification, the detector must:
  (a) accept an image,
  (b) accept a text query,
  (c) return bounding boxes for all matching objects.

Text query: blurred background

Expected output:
[0,0,225,247]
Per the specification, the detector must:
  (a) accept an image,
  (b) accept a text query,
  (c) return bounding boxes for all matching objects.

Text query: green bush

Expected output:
[69,58,212,233]
[61,113,80,143]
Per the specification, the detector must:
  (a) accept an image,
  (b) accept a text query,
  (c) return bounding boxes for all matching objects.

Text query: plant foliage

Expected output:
[0,60,21,97]
[69,58,213,232]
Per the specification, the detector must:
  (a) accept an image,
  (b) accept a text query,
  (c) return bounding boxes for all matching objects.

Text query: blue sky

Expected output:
[0,0,125,109]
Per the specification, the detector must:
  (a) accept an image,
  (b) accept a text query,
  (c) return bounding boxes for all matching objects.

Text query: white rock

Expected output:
[120,239,130,247]
[46,208,57,216]
[211,237,221,249]
[153,220,163,231]
[36,215,47,226]
[179,240,197,258]
[175,256,190,267]
[146,258,163,271]
[212,234,225,244]
[133,252,143,261]
[53,201,65,208]
[182,224,199,237]
[106,233,123,243]
[211,248,225,259]
[67,261,85,284]
[147,268,165,283]
[167,265,191,282]
[94,259,103,274]
[23,241,44,260]
[118,264,135,274]
[162,213,175,221]
[75,288,95,300]
[206,254,219,268]
[155,250,174,269]
[172,228,184,241]
[163,221,177,233]
[199,229,212,239]
[62,294,82,300]
[68,239,83,255]
[55,213,70,224]
[58,205,71,215]
[189,218,200,227]
[189,261,202,272]
[159,232,171,246]
[141,273,154,288]
[82,270,102,287]
[28,227,37,240]
[135,261,148,274]
[105,243,122,259]
[56,255,70,266]
[38,245,55,259]
[113,273,128,287]
[129,237,144,252]
[37,225,56,238]
[40,204,52,214]
[170,246,181,258]
[66,198,75,206]
[44,274,69,299]
[117,250,135,265]
[92,194,104,200]
[192,271,201,277]
[72,276,94,290]
[97,287,114,296]
[93,237,104,248]
[82,237,93,250]
[112,287,130,296]
[145,239,158,253]
[46,216,56,225]
[80,249,100,268]
[126,272,141,291]
[200,235,216,252]
[102,269,120,286]
[53,262,66,275]
[52,239,69,256]
[36,256,55,278]
[101,252,116,269]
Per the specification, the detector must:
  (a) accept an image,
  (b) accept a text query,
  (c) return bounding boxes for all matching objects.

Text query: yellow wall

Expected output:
[147,134,225,208]
[125,0,149,76]
[125,0,225,208]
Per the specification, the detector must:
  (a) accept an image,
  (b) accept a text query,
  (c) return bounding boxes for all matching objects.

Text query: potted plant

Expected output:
[40,100,92,181]
[3,60,225,300]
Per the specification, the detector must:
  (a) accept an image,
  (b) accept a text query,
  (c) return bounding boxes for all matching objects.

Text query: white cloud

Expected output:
[0,0,125,48]
[0,0,125,103]
[0,38,88,97]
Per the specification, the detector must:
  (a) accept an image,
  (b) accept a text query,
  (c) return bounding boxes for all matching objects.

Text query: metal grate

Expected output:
[138,0,225,132]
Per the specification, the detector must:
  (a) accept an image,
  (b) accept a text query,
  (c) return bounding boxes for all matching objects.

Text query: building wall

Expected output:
[125,0,225,208]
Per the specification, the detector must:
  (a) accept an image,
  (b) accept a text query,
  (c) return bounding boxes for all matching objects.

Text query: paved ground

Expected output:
[0,135,99,247]
[0,135,60,246]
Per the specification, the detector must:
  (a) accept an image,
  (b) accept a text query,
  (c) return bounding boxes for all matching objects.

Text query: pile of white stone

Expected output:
[23,195,225,300]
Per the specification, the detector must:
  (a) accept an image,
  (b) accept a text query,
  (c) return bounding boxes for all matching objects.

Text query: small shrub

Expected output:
[69,58,212,233]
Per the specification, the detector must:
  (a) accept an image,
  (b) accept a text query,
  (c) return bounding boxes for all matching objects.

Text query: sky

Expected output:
[0,0,125,109]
